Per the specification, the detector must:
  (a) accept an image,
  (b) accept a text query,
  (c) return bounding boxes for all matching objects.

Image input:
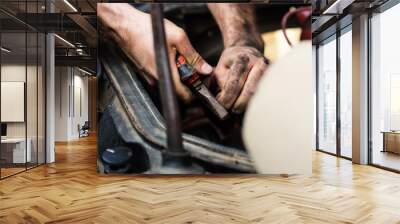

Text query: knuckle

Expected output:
[236,53,250,62]
[256,58,268,70]
[216,93,227,107]
[246,87,256,97]
[237,64,249,75]
[217,91,234,109]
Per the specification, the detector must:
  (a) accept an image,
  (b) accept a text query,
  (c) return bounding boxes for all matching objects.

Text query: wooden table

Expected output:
[1,138,31,164]
[382,131,400,154]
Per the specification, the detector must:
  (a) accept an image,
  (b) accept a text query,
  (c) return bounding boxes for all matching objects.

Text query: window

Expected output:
[370,3,400,171]
[340,28,352,158]
[317,36,337,154]
[0,1,46,179]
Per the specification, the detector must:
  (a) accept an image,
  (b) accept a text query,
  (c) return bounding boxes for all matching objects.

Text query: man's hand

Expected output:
[98,3,213,102]
[208,4,268,113]
[214,46,268,113]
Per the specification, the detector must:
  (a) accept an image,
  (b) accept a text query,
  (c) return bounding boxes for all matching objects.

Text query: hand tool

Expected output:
[176,54,229,120]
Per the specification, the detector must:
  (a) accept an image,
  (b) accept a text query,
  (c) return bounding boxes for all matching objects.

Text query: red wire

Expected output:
[281,7,311,47]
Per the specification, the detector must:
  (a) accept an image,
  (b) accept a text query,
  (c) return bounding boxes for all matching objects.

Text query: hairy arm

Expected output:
[207,4,267,113]
[98,3,212,102]
[97,4,139,44]
[207,3,264,52]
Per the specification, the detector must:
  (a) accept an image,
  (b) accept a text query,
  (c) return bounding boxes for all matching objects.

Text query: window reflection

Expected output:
[0,1,46,179]
[371,3,400,171]
[340,29,352,158]
[318,37,337,154]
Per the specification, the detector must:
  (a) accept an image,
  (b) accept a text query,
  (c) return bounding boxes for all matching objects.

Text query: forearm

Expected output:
[97,3,143,43]
[207,3,264,51]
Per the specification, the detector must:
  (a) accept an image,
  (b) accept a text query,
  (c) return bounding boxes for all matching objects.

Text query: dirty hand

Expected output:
[98,3,213,102]
[214,46,268,113]
[207,3,267,113]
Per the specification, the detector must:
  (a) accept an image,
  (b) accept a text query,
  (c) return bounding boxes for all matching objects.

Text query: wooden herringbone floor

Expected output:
[1,135,400,224]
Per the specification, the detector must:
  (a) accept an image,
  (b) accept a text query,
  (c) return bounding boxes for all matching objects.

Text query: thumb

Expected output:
[175,37,213,75]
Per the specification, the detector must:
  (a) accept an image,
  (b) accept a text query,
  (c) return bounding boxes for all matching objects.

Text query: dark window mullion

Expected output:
[336,29,341,157]
[316,44,320,150]
[44,0,48,165]
[367,12,373,165]
[36,0,39,167]
[25,0,28,171]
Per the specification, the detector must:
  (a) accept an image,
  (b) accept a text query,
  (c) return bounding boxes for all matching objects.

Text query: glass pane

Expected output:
[340,29,352,158]
[0,1,46,178]
[26,0,39,169]
[1,31,27,177]
[27,31,38,169]
[38,32,45,165]
[371,4,400,171]
[318,37,337,154]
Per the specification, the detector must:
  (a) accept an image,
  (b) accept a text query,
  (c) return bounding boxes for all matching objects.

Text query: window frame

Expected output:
[367,0,400,173]
[315,22,353,160]
[0,0,47,180]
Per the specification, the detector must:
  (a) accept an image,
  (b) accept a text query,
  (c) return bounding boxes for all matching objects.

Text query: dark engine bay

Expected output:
[97,4,309,174]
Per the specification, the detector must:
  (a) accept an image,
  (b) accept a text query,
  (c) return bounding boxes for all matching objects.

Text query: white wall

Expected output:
[72,73,89,138]
[1,65,36,137]
[1,65,26,137]
[1,63,46,164]
[1,82,25,122]
[55,66,69,141]
[54,66,89,141]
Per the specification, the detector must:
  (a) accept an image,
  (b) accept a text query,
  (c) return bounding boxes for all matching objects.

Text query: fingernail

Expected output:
[201,63,213,74]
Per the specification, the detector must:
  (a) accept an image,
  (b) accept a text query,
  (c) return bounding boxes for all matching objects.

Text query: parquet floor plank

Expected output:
[1,135,400,223]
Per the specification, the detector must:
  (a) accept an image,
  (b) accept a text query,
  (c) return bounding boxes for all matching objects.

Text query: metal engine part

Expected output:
[98,43,255,174]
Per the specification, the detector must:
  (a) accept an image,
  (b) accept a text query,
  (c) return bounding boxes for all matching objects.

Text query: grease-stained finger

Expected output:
[217,54,250,109]
[232,59,267,113]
